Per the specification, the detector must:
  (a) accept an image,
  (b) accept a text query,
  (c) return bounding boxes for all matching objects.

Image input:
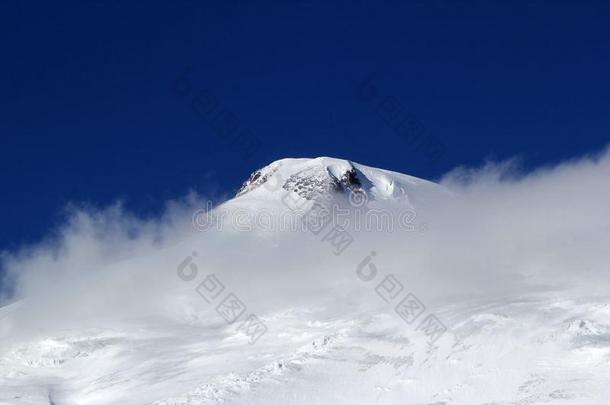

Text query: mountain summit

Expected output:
[233,157,442,208]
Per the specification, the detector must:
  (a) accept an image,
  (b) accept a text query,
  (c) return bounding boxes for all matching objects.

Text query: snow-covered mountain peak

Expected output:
[234,157,442,207]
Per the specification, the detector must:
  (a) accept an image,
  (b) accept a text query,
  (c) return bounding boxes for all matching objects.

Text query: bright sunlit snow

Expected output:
[2,155,610,404]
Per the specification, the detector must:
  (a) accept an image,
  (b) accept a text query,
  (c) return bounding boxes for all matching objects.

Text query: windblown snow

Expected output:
[2,155,610,404]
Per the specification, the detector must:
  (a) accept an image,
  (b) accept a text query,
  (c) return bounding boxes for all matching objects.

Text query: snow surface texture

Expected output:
[2,155,610,404]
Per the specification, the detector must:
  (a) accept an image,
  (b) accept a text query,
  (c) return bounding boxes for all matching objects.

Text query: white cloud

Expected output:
[2,147,610,338]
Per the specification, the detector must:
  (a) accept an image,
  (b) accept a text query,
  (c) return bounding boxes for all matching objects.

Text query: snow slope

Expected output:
[1,156,610,404]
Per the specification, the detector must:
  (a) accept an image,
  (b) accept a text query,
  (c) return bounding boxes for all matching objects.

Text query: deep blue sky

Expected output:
[1,1,609,252]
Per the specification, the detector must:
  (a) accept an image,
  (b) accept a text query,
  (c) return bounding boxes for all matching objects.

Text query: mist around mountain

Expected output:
[1,152,610,404]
